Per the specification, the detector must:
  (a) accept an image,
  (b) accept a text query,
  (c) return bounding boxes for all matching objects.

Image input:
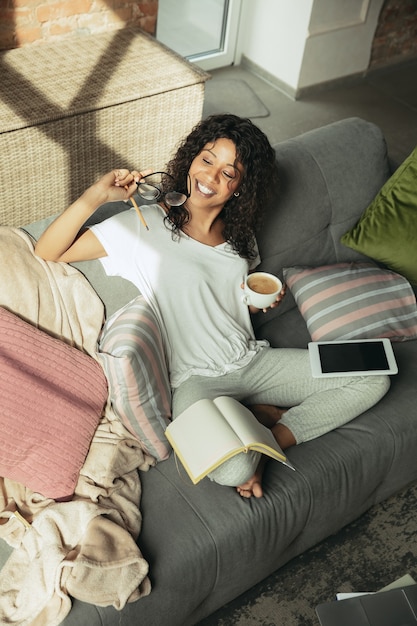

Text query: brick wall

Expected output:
[370,0,417,66]
[0,0,158,51]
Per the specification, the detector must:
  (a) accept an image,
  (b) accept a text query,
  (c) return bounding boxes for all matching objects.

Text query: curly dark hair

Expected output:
[163,113,279,260]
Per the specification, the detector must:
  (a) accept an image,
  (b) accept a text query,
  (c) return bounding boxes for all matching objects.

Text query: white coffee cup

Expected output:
[242,272,283,309]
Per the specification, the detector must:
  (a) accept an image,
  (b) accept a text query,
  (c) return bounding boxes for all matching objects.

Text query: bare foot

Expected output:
[247,404,288,429]
[236,457,266,499]
[248,404,296,449]
[236,405,296,498]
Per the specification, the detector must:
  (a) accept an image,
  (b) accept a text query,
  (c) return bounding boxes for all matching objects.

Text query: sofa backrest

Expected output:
[256,117,391,278]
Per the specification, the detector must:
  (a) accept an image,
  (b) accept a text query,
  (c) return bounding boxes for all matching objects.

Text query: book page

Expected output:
[166,398,245,481]
[213,396,287,461]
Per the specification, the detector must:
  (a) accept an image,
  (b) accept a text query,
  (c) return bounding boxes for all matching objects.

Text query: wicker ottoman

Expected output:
[0,28,209,227]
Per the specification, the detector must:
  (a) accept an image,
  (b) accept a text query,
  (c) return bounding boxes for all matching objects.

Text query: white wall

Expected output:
[238,0,313,90]
[300,0,385,88]
[238,0,385,95]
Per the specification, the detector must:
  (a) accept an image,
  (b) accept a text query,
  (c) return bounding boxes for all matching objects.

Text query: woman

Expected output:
[35,114,390,498]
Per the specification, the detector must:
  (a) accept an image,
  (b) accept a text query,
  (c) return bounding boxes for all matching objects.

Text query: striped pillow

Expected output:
[283,262,417,342]
[98,296,172,462]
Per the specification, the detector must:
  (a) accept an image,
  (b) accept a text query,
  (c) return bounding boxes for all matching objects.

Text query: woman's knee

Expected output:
[373,374,391,401]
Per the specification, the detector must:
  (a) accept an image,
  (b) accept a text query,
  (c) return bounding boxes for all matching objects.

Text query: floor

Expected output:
[202,58,417,168]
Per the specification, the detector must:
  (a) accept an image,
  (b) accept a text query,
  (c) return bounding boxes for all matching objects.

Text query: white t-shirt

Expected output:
[91,204,265,388]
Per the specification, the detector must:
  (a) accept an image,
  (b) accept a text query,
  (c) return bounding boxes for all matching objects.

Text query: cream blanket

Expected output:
[0,228,153,625]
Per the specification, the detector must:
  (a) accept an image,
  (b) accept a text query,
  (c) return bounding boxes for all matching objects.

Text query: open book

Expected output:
[166,396,295,484]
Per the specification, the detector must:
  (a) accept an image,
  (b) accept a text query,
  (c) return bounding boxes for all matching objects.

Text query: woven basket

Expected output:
[0,28,209,227]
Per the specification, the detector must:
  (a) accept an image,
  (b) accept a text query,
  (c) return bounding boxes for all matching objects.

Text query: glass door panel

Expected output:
[156,0,242,70]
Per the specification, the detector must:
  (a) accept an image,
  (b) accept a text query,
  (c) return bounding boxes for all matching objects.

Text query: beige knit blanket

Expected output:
[0,228,152,625]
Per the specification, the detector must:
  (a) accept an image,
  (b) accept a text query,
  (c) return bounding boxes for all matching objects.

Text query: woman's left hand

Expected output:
[270,283,287,308]
[241,283,287,314]
[259,283,286,313]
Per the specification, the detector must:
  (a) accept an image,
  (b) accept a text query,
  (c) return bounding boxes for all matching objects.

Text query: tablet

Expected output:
[308,338,398,378]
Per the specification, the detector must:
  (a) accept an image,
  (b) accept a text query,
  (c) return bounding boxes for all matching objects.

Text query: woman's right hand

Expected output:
[87,169,152,205]
[95,169,136,204]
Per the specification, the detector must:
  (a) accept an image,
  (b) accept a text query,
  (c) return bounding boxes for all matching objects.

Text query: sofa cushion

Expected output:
[283,262,417,342]
[255,118,390,287]
[0,306,108,501]
[341,145,417,285]
[98,296,172,462]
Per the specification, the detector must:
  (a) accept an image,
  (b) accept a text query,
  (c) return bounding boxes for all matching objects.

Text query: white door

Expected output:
[156,0,242,70]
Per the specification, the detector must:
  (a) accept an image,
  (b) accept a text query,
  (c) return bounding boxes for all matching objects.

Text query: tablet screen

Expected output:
[319,341,389,373]
[308,339,398,377]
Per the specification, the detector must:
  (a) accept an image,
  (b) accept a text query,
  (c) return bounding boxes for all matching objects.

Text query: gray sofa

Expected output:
[2,117,417,625]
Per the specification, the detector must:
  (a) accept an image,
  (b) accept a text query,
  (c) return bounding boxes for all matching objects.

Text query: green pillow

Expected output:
[341,146,417,285]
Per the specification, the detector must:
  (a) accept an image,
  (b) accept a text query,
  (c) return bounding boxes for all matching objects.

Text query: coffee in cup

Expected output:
[243,272,282,309]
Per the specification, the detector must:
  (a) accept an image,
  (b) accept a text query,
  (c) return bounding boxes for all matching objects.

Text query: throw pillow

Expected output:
[283,262,417,342]
[0,307,108,501]
[340,145,417,285]
[98,296,172,463]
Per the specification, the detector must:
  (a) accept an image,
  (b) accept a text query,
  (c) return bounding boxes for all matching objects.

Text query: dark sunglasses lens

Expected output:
[165,191,187,206]
[138,183,160,201]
